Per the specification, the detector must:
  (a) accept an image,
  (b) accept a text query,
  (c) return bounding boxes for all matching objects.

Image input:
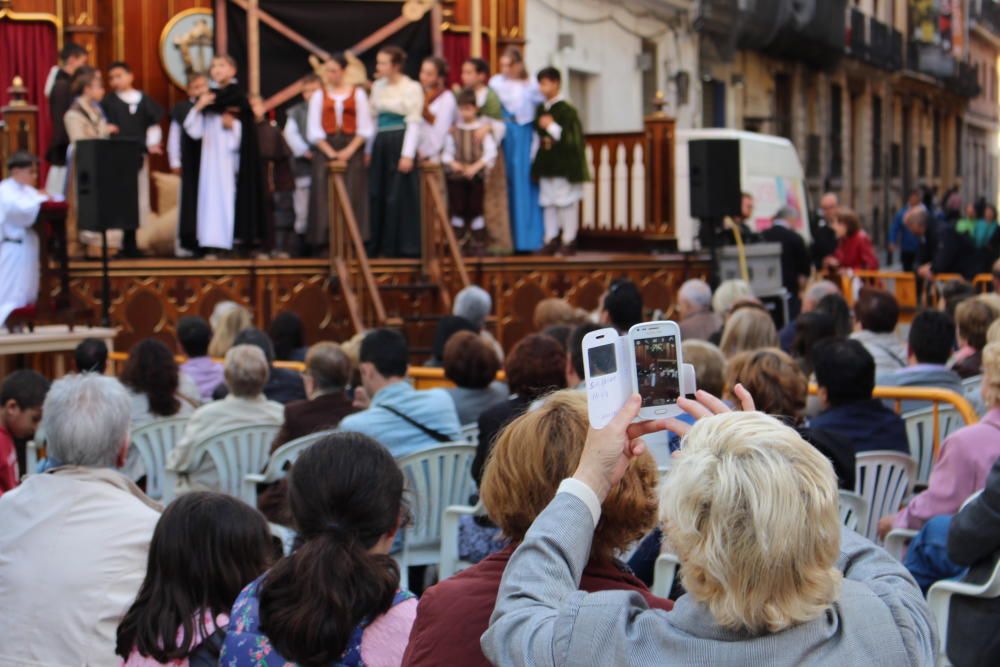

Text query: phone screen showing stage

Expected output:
[633,335,679,407]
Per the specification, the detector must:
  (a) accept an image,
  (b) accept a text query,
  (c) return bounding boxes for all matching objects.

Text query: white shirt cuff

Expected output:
[558,478,602,526]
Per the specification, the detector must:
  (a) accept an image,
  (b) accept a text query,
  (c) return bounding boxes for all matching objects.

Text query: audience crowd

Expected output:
[1,270,999,666]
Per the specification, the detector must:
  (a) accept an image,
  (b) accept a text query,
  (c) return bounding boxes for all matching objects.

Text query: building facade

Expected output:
[963,0,1000,205]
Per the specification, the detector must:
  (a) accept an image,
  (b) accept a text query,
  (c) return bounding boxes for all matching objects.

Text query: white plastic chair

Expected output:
[901,405,964,485]
[837,489,869,534]
[439,499,487,580]
[166,423,281,505]
[927,556,1000,667]
[459,423,479,447]
[25,439,40,477]
[855,450,917,543]
[652,552,681,599]
[885,490,984,562]
[129,416,190,503]
[245,429,333,486]
[396,443,477,589]
[960,374,982,406]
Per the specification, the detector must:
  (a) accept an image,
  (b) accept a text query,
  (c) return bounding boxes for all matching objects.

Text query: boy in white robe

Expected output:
[0,152,49,327]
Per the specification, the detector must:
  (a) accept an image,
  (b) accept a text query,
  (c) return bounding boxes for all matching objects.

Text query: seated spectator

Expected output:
[268,310,308,362]
[779,280,840,351]
[0,370,48,493]
[270,342,356,450]
[542,324,572,350]
[404,391,669,667]
[935,278,977,319]
[121,339,200,429]
[473,333,566,485]
[725,349,855,489]
[338,329,461,458]
[879,342,1000,539]
[566,322,601,389]
[221,434,417,665]
[443,331,508,425]
[217,328,306,404]
[601,279,643,334]
[453,285,505,361]
[676,279,722,341]
[74,337,108,373]
[950,298,997,378]
[116,492,274,664]
[851,287,907,375]
[718,303,778,358]
[481,395,934,666]
[533,297,588,331]
[178,316,225,402]
[0,374,160,665]
[991,317,1000,345]
[167,345,284,493]
[790,311,837,378]
[207,302,252,359]
[815,292,853,338]
[994,256,1000,293]
[711,278,754,319]
[424,315,477,368]
[810,338,909,455]
[878,309,963,410]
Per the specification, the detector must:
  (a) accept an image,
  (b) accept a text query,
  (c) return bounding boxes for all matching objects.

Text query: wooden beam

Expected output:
[214,0,227,55]
[230,0,331,60]
[349,14,413,55]
[247,0,260,97]
[431,2,443,58]
[471,0,482,58]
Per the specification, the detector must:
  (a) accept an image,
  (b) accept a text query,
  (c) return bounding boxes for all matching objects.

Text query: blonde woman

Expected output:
[718,304,778,358]
[482,390,935,665]
[207,304,252,359]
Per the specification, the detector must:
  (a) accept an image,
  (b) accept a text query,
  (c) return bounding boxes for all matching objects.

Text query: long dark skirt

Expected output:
[308,132,369,250]
[369,128,421,258]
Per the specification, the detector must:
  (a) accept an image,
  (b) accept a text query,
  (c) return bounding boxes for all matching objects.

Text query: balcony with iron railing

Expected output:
[843,7,902,72]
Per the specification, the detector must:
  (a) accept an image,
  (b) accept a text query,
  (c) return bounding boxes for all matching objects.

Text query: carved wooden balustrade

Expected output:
[420,163,471,311]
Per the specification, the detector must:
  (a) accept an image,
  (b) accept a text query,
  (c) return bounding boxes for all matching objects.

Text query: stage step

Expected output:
[377,282,439,293]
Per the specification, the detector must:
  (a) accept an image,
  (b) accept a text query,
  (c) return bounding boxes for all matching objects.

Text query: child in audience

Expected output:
[116,492,274,665]
[531,66,589,256]
[0,370,49,495]
[443,88,498,255]
[221,432,417,666]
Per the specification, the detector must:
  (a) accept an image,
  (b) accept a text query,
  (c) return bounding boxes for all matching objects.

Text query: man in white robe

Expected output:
[0,151,49,326]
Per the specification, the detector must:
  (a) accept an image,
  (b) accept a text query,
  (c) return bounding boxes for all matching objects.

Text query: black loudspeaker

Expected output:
[75,138,141,233]
[688,139,742,219]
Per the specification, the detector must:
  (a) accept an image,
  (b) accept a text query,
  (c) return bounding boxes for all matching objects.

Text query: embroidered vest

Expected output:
[322,89,357,136]
[450,126,484,166]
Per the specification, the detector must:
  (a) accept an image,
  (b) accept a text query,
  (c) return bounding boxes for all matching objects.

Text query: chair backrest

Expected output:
[190,424,281,505]
[254,430,333,484]
[961,374,982,405]
[855,450,917,542]
[837,489,869,534]
[901,405,964,484]
[130,416,190,502]
[460,423,479,447]
[398,443,477,550]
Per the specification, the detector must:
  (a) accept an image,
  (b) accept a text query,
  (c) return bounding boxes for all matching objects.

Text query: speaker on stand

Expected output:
[687,138,743,287]
[75,138,141,326]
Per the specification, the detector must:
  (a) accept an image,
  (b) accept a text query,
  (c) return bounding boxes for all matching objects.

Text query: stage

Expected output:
[48,252,710,360]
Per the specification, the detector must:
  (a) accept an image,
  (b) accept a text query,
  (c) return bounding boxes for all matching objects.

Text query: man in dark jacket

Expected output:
[809,338,909,455]
[762,206,811,319]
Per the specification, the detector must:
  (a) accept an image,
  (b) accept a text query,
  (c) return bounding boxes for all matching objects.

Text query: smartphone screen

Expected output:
[633,335,679,407]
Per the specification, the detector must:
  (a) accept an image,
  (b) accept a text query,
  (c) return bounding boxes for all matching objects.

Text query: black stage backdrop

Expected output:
[222,0,432,111]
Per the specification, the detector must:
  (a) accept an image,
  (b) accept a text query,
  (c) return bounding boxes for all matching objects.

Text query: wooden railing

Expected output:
[328,162,393,332]
[420,163,471,311]
[579,114,676,242]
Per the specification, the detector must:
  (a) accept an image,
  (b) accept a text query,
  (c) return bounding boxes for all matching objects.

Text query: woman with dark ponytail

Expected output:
[221,432,415,666]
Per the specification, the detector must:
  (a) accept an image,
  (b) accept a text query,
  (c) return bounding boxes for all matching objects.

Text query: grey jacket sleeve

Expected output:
[947,456,1000,566]
[836,528,937,666]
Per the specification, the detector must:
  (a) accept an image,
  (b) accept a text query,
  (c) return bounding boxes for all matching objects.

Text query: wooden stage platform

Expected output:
[50,252,710,359]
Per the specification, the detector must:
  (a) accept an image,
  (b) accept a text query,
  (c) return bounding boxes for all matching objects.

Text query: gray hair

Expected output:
[224,344,270,398]
[804,280,840,309]
[453,285,492,329]
[712,279,754,316]
[42,374,131,468]
[774,205,799,222]
[209,300,239,330]
[678,279,713,312]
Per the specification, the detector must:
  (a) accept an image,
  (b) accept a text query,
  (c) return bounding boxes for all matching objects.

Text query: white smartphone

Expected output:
[628,320,685,420]
[581,327,633,429]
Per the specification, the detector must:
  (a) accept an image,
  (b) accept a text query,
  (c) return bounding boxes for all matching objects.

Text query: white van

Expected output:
[674,129,811,251]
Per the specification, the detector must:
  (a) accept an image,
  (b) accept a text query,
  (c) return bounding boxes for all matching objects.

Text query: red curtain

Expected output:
[0,20,57,180]
[442,33,491,87]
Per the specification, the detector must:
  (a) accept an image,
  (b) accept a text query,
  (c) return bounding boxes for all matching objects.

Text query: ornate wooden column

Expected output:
[1,77,38,179]
[644,92,676,240]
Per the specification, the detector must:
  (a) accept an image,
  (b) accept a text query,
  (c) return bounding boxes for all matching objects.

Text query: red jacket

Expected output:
[833,230,879,270]
[402,545,673,667]
[0,425,18,496]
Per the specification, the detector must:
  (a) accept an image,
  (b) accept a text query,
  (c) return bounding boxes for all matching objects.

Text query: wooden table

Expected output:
[0,325,117,377]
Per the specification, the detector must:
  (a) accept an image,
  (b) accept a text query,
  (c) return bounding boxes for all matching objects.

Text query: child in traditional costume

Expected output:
[0,152,48,326]
[167,73,209,256]
[282,73,321,254]
[532,67,590,256]
[443,88,498,256]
